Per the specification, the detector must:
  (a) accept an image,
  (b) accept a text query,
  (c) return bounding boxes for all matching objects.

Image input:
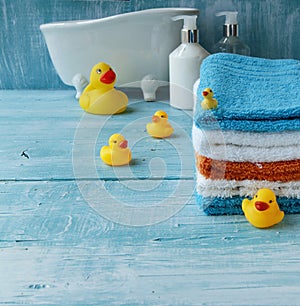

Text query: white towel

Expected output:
[196,171,300,199]
[192,124,300,162]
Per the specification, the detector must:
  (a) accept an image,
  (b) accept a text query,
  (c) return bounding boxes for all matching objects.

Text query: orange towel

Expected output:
[196,154,300,182]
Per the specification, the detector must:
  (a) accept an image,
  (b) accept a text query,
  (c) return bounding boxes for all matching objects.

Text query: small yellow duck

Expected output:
[79,62,128,115]
[146,110,174,139]
[201,88,218,110]
[242,188,284,228]
[100,134,132,166]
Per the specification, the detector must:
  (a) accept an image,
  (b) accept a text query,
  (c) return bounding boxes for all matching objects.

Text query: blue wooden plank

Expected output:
[0,180,299,304]
[0,90,194,180]
[0,181,299,304]
[1,178,298,245]
[0,243,299,304]
[0,179,298,248]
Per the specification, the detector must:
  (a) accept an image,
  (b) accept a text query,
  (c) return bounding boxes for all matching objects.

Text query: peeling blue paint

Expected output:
[0,0,299,89]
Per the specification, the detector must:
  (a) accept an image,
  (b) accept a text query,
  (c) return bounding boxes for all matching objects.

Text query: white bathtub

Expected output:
[40,8,199,100]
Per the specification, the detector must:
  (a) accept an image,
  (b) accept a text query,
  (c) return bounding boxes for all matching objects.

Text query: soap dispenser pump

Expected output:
[169,15,209,110]
[213,11,250,56]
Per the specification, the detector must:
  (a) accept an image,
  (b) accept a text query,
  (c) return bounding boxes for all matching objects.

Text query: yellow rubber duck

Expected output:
[146,110,174,139]
[201,88,218,110]
[79,62,128,115]
[100,134,132,166]
[242,188,284,228]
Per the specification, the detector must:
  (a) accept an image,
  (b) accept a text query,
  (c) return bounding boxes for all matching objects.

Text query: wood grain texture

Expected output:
[0,89,194,180]
[0,90,299,304]
[0,0,299,89]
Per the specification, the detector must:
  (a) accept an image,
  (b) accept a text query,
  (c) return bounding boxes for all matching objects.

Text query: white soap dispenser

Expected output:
[169,15,209,110]
[213,11,250,55]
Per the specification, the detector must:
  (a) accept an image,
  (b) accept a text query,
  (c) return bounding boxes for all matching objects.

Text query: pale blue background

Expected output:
[1,0,299,89]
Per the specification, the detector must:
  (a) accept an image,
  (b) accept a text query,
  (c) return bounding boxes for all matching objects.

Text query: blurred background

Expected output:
[1,0,299,89]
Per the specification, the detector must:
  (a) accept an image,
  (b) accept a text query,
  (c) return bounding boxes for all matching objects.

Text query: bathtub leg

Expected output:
[141,75,161,102]
[72,73,89,99]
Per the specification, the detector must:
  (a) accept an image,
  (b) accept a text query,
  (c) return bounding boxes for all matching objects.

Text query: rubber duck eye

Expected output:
[113,140,117,143]
[210,89,212,92]
[96,69,102,74]
[269,200,273,203]
[255,195,258,198]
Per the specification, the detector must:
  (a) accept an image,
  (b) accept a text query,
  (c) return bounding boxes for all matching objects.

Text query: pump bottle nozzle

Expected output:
[216,11,238,25]
[172,15,199,43]
[172,15,197,29]
[213,10,250,55]
[216,11,239,37]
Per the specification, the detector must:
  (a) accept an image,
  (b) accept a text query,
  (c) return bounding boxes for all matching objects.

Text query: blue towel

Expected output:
[194,53,300,132]
[196,195,300,215]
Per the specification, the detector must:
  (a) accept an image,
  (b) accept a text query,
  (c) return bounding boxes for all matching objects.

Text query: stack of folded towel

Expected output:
[193,53,300,215]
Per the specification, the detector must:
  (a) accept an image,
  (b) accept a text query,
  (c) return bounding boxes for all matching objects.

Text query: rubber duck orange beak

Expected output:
[100,69,116,84]
[202,91,208,97]
[119,140,128,149]
[152,115,160,123]
[255,201,269,211]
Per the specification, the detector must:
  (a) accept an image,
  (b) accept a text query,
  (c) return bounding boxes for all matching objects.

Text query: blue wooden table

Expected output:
[0,89,299,305]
